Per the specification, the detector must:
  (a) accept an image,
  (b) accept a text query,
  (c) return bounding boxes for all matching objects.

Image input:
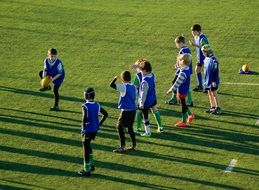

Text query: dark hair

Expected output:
[175,35,185,43]
[121,71,131,82]
[85,87,95,99]
[140,60,152,72]
[48,48,57,55]
[191,24,201,32]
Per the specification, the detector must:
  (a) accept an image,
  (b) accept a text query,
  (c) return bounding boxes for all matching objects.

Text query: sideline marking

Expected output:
[222,82,259,86]
[256,119,259,125]
[224,159,238,173]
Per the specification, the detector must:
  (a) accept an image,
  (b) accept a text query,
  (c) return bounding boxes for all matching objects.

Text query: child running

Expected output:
[110,71,137,152]
[166,54,194,127]
[78,87,108,176]
[201,45,222,114]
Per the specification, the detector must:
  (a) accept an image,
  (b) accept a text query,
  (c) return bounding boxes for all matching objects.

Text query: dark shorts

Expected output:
[117,110,136,128]
[196,61,203,67]
[81,132,97,142]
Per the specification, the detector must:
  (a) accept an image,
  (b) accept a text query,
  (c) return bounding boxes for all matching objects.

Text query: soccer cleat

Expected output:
[205,108,215,113]
[157,128,165,133]
[39,85,51,91]
[140,132,151,137]
[186,102,194,107]
[133,128,142,134]
[49,105,59,111]
[175,121,188,127]
[165,98,178,105]
[90,165,95,171]
[193,86,203,92]
[78,170,91,176]
[211,107,222,115]
[113,147,127,153]
[187,114,195,124]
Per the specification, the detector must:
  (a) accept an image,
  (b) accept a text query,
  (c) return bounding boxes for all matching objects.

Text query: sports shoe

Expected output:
[203,89,208,93]
[187,114,195,124]
[113,146,127,153]
[186,102,194,107]
[39,86,51,91]
[140,132,151,137]
[211,107,222,115]
[90,165,95,171]
[134,128,141,134]
[175,121,187,127]
[78,170,91,176]
[165,98,178,105]
[49,106,59,111]
[157,128,165,133]
[193,86,203,92]
[205,107,215,113]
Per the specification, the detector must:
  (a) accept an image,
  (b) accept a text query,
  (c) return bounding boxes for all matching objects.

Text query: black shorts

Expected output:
[117,110,136,128]
[81,132,97,142]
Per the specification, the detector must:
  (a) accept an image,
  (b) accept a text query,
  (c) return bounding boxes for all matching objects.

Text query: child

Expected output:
[165,35,194,107]
[78,87,108,176]
[110,71,137,152]
[201,45,222,115]
[131,59,163,134]
[166,54,194,127]
[39,48,65,111]
[189,24,209,92]
[137,60,161,137]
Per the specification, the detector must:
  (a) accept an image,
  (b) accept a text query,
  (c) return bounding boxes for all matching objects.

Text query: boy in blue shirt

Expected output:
[166,35,193,107]
[78,87,108,176]
[110,71,137,152]
[201,45,222,114]
[39,48,65,111]
[167,54,194,127]
[189,24,209,92]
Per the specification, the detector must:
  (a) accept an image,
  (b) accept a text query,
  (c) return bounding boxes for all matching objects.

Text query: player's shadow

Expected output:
[0,85,118,108]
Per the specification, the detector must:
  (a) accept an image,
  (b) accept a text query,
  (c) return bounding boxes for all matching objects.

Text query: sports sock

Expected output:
[181,113,187,123]
[89,154,94,166]
[84,161,91,172]
[152,110,163,129]
[171,91,177,100]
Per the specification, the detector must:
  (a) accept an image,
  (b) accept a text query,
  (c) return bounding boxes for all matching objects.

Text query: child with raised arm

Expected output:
[39,48,65,111]
[78,87,108,176]
[166,54,194,127]
[132,59,163,134]
[110,71,137,152]
[189,24,209,92]
[201,45,222,114]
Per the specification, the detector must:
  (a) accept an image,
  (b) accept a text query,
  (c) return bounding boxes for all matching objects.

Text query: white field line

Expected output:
[222,82,259,86]
[224,159,238,173]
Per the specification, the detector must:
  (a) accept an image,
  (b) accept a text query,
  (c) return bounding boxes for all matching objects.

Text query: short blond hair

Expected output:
[178,54,191,66]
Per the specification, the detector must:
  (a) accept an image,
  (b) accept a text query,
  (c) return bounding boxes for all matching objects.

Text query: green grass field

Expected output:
[1,0,259,189]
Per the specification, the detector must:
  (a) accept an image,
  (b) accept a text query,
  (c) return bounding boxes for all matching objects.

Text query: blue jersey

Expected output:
[194,33,209,65]
[178,67,191,95]
[139,73,157,108]
[203,55,220,88]
[81,101,101,133]
[118,83,136,110]
[44,58,65,86]
[179,46,193,75]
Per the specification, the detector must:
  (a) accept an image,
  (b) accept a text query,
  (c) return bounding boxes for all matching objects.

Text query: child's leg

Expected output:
[180,97,188,123]
[151,106,163,130]
[187,90,193,105]
[116,112,126,148]
[208,90,216,108]
[196,65,203,89]
[53,85,60,107]
[127,111,136,147]
[212,90,220,108]
[135,110,142,131]
[141,108,151,135]
[82,136,92,172]
[39,70,43,79]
